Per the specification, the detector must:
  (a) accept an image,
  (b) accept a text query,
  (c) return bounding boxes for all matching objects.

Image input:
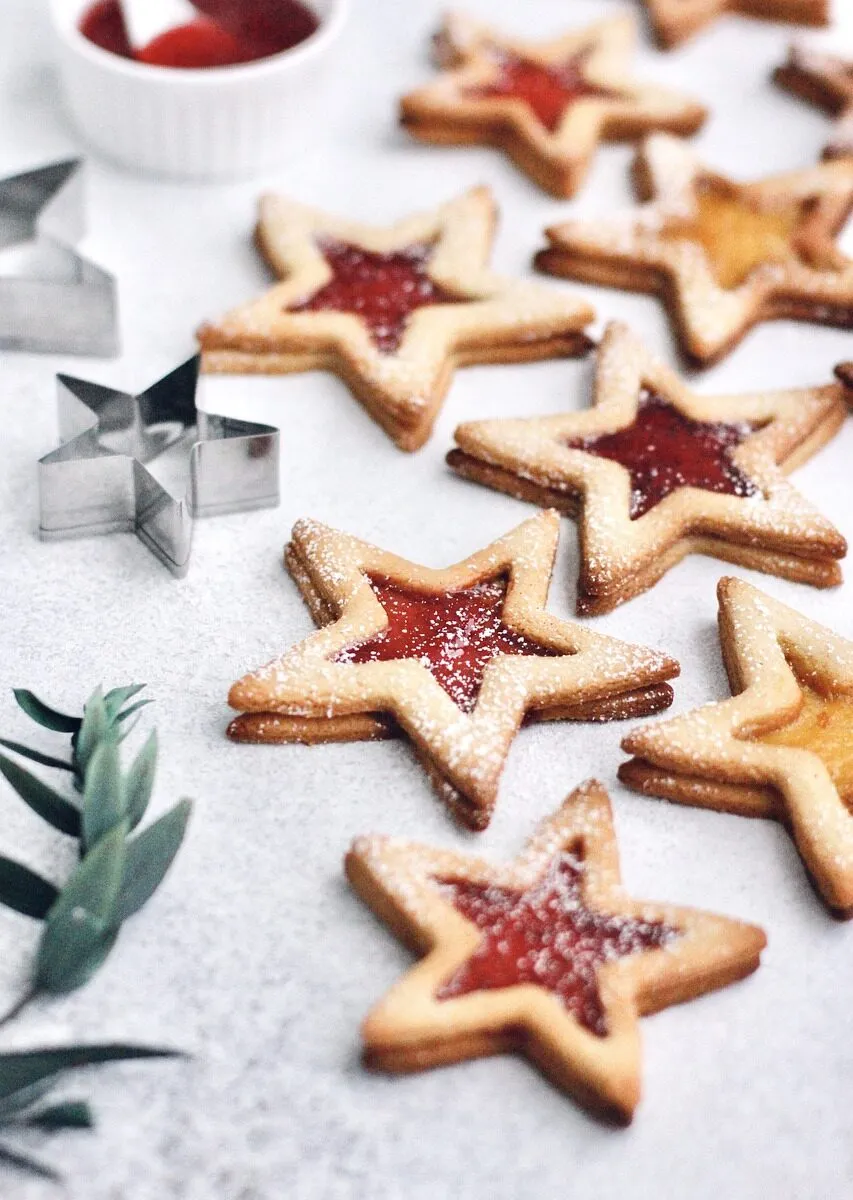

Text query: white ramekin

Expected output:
[49,0,348,180]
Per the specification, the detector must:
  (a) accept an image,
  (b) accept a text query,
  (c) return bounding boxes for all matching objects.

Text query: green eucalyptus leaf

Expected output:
[12,691,80,735]
[116,799,191,922]
[0,754,80,837]
[26,1100,93,1130]
[75,688,109,774]
[124,731,157,831]
[0,1142,60,1181]
[35,824,127,995]
[0,739,73,774]
[82,742,125,851]
[103,684,146,721]
[115,699,153,725]
[0,1045,181,1101]
[116,716,141,745]
[0,856,58,920]
[0,1080,56,1121]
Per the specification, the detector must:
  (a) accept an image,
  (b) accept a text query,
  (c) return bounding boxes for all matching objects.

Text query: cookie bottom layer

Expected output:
[534,247,853,365]
[447,448,844,615]
[618,755,853,916]
[201,331,594,452]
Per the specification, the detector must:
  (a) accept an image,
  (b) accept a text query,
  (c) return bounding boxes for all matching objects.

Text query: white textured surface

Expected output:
[0,1,852,1196]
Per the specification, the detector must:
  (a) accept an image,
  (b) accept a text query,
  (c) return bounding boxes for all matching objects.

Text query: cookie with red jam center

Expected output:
[448,321,847,615]
[197,186,594,452]
[226,511,679,829]
[345,780,766,1123]
[400,13,706,198]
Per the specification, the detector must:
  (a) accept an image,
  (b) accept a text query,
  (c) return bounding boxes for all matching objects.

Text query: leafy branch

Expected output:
[0,685,192,1180]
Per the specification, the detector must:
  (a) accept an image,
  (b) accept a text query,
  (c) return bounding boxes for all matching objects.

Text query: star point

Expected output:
[641,0,829,50]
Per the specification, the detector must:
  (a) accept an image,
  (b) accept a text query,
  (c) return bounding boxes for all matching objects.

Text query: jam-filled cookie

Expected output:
[399,13,706,198]
[227,511,679,830]
[346,779,766,1123]
[774,43,853,161]
[448,321,847,615]
[534,133,853,365]
[621,577,853,915]
[642,0,828,50]
[198,186,594,452]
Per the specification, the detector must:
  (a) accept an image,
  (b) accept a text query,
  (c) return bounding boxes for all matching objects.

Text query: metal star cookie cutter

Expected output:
[38,356,280,576]
[0,157,118,356]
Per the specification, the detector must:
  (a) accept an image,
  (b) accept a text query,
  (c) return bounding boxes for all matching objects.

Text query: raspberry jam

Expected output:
[566,390,759,519]
[78,0,319,69]
[436,851,678,1036]
[289,239,467,355]
[333,576,559,713]
[464,50,620,133]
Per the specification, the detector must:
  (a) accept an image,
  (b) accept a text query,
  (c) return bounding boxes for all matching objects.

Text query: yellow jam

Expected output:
[756,684,853,807]
[662,182,801,290]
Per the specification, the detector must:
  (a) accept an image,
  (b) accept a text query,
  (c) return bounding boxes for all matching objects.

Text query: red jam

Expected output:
[566,390,760,519]
[78,0,319,69]
[464,50,620,133]
[436,852,677,1036]
[289,239,466,355]
[333,576,559,713]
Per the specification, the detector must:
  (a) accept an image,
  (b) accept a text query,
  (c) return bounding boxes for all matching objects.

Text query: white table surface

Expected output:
[1,2,852,1197]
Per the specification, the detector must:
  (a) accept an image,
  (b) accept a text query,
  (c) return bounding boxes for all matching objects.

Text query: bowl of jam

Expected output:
[50,0,348,179]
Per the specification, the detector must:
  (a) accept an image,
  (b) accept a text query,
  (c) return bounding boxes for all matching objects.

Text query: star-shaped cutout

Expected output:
[642,0,828,50]
[399,13,706,198]
[38,357,280,576]
[774,42,853,160]
[535,133,853,364]
[449,322,847,615]
[0,158,118,356]
[198,186,593,451]
[226,510,679,829]
[621,577,853,914]
[346,779,765,1123]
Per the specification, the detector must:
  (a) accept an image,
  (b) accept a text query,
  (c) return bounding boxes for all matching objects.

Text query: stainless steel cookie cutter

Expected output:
[0,158,118,356]
[38,356,280,576]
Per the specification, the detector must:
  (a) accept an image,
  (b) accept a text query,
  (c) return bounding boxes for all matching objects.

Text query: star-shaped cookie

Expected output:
[448,321,847,615]
[621,577,853,914]
[642,0,828,50]
[227,511,679,829]
[198,186,594,452]
[346,779,765,1123]
[535,133,853,365]
[774,42,853,160]
[399,13,706,198]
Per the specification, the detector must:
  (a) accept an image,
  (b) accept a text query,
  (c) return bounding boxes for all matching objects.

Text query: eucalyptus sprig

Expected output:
[0,684,192,1180]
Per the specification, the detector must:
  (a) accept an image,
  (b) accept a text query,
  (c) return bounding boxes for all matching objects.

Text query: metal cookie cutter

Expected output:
[0,158,118,356]
[38,356,280,576]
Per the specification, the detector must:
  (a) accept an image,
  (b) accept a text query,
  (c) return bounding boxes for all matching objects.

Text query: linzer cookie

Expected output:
[534,133,853,365]
[642,0,828,50]
[449,321,847,615]
[621,577,853,914]
[774,43,853,161]
[346,779,765,1123]
[227,512,679,830]
[399,13,706,198]
[198,186,594,452]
